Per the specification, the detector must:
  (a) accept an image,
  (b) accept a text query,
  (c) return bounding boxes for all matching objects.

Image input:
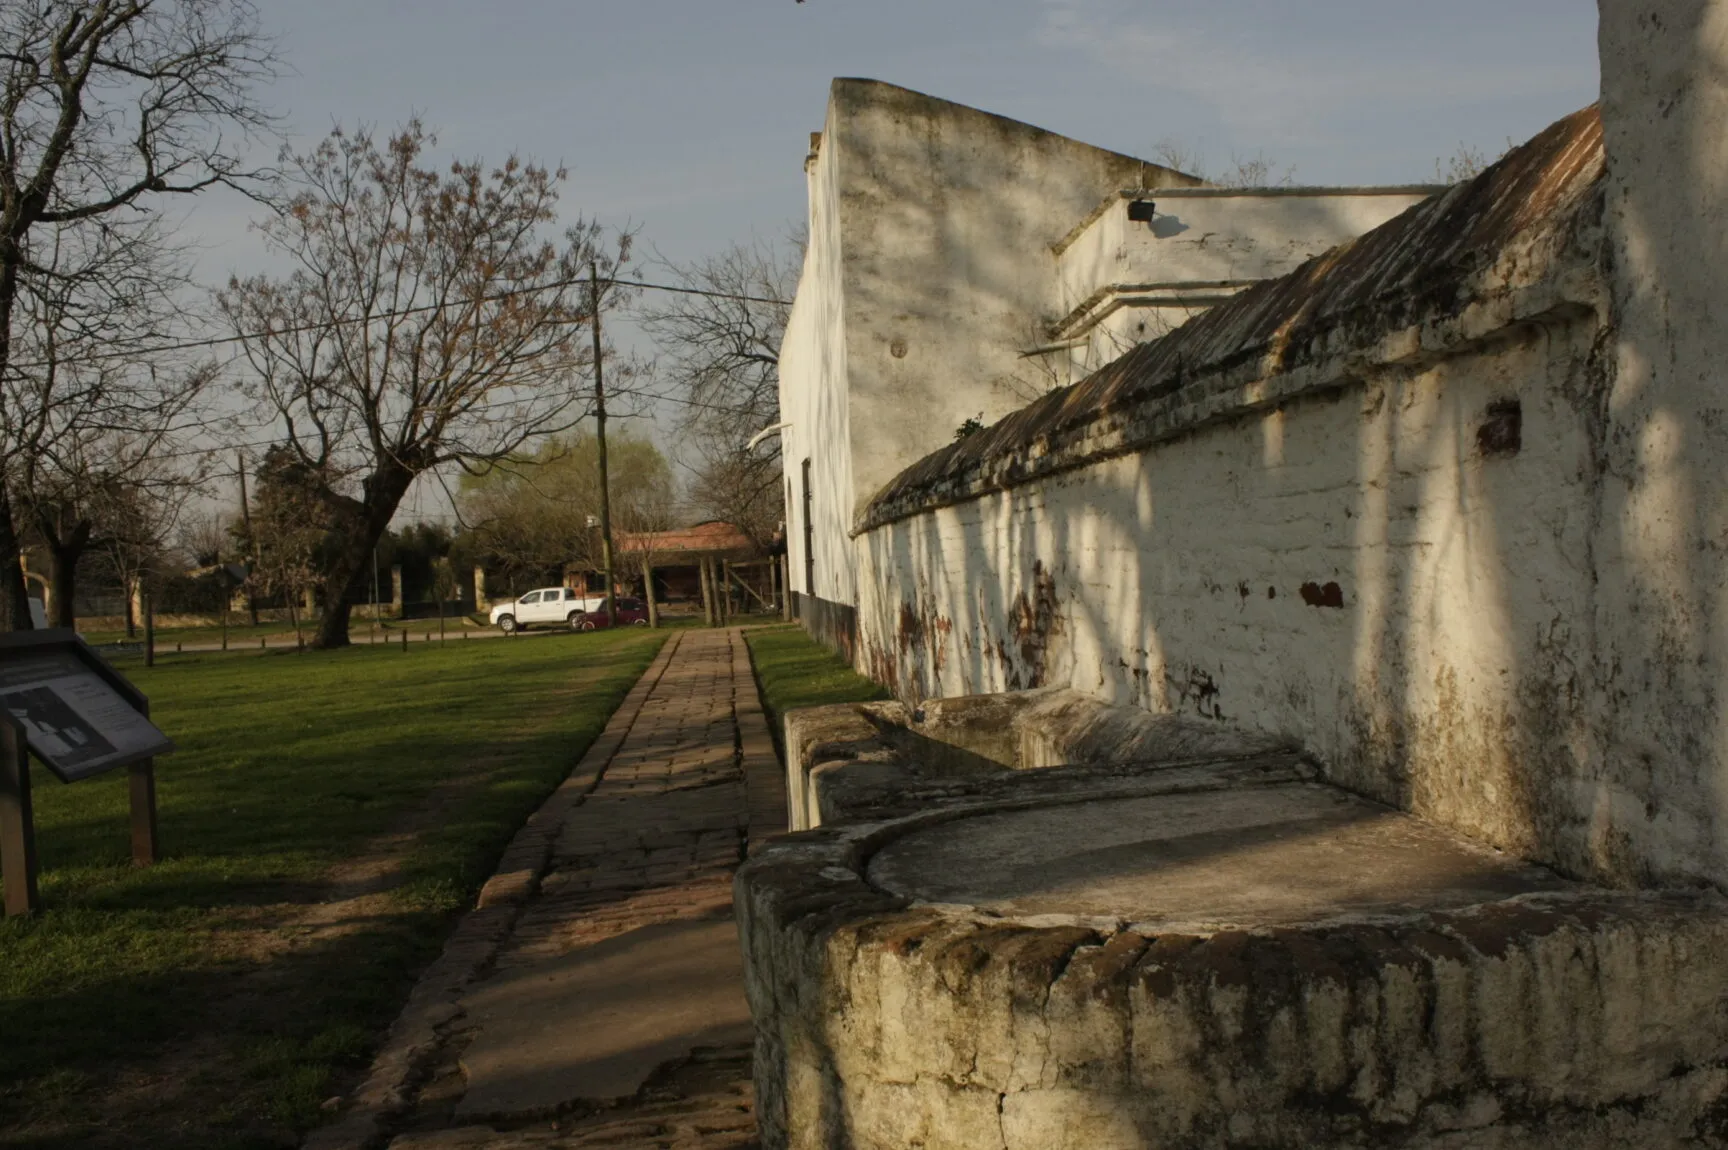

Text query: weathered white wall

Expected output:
[856,321,1632,882]
[777,79,1200,621]
[1051,187,1441,381]
[1596,1,1728,887]
[842,9,1728,894]
[778,108,855,609]
[830,81,1196,517]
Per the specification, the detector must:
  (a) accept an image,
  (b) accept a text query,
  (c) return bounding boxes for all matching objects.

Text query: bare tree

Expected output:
[221,121,622,648]
[8,215,219,626]
[96,451,196,650]
[0,0,276,631]
[238,454,324,649]
[638,234,799,549]
[682,445,783,552]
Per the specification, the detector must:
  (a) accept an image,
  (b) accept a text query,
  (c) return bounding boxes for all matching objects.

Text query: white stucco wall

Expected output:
[776,79,1201,620]
[1051,187,1442,380]
[844,5,1728,892]
[778,110,855,609]
[855,321,1628,881]
[829,81,1199,518]
[1596,1,1728,886]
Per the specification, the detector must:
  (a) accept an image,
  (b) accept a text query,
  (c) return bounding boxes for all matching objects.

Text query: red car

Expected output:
[573,597,651,630]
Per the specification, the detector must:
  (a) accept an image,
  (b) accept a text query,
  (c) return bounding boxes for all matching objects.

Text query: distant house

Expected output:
[613,520,762,604]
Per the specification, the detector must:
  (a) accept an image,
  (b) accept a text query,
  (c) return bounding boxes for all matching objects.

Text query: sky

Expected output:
[183,0,1603,524]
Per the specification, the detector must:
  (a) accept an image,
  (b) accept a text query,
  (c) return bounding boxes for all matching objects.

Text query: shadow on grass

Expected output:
[0,902,454,1150]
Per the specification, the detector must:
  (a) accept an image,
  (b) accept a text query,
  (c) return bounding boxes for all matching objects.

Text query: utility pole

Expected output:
[237,452,260,627]
[590,259,617,628]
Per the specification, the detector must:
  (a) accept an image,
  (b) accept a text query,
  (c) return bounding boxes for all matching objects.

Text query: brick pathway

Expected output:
[307,629,781,1150]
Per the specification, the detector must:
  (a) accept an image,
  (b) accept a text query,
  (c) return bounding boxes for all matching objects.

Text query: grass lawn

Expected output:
[744,625,888,755]
[0,627,668,1149]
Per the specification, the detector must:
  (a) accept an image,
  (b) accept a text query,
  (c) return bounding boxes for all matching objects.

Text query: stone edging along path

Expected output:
[303,632,688,1150]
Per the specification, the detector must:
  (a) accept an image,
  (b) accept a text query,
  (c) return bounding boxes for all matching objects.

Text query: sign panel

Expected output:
[0,649,173,782]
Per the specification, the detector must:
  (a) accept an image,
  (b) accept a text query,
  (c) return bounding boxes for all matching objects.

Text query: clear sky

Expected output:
[187,0,1602,522]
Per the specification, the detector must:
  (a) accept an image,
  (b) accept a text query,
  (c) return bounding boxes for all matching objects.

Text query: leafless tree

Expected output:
[7,214,219,626]
[0,0,276,631]
[237,455,323,648]
[221,120,623,648]
[176,508,233,569]
[681,445,783,552]
[638,234,799,549]
[95,450,197,640]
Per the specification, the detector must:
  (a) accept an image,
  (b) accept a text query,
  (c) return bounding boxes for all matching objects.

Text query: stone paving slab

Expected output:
[306,628,771,1150]
[455,914,750,1117]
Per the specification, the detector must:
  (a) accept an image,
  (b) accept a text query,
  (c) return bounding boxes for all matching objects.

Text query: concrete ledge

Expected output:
[737,760,1728,1149]
[783,687,1297,831]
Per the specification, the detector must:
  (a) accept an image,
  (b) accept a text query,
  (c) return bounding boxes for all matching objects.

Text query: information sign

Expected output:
[0,629,169,915]
[0,648,173,782]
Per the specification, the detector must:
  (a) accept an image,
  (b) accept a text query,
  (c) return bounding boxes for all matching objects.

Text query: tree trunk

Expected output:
[0,256,30,633]
[642,557,659,628]
[43,525,89,630]
[311,468,414,650]
[0,478,32,632]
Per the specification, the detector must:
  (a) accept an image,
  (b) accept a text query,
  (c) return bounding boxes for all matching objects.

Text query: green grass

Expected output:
[744,625,889,754]
[0,628,667,1149]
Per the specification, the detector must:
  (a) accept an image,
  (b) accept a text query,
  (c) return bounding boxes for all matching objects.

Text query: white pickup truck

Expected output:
[488,587,606,633]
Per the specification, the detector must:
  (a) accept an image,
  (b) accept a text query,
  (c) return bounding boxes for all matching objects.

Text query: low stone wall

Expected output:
[782,688,1294,831]
[738,747,1728,1149]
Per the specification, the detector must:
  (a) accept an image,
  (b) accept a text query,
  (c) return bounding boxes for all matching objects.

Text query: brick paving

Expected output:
[307,628,780,1150]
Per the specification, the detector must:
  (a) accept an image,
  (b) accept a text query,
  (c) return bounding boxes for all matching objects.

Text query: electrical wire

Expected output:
[3,274,792,372]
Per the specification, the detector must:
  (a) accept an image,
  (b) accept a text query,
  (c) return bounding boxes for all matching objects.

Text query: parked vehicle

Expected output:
[489,587,606,633]
[573,597,651,630]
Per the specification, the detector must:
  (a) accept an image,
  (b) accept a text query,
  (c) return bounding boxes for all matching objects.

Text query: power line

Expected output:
[3,274,792,372]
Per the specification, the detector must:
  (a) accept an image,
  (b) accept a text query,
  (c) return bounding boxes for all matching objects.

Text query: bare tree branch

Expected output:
[220,120,624,648]
[0,0,277,631]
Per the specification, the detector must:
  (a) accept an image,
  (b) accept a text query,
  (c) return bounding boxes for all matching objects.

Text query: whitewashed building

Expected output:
[776,79,1438,655]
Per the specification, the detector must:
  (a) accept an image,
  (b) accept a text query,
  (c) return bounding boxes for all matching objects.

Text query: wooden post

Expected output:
[0,715,39,917]
[238,452,261,626]
[780,555,793,621]
[129,706,158,868]
[721,560,733,623]
[642,557,659,628]
[700,559,714,627]
[143,583,156,668]
[129,762,157,866]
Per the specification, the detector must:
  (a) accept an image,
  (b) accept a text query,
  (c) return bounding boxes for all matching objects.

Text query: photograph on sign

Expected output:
[0,651,173,781]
